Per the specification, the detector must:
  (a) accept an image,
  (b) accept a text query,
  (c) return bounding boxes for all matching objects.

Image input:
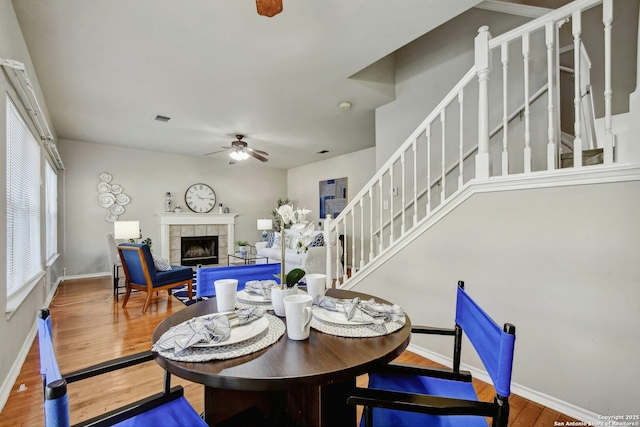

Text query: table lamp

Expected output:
[257,219,273,242]
[114,220,140,241]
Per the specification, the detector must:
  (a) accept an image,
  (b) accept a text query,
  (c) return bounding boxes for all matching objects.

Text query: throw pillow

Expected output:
[271,232,282,249]
[152,254,172,271]
[308,232,325,247]
[266,231,276,248]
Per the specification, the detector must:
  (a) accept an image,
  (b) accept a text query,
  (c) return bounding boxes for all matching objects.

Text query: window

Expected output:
[6,97,42,305]
[45,160,58,265]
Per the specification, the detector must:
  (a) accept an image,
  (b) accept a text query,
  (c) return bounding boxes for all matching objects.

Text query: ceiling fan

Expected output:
[204,135,269,164]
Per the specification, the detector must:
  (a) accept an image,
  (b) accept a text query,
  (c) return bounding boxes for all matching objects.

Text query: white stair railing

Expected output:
[326,0,615,287]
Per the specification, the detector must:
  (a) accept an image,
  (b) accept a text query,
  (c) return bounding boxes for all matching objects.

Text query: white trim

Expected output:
[5,271,45,318]
[407,343,603,423]
[476,0,551,19]
[60,272,111,281]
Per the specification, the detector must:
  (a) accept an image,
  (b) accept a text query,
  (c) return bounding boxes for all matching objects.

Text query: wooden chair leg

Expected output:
[188,282,193,300]
[142,291,153,313]
[121,285,132,308]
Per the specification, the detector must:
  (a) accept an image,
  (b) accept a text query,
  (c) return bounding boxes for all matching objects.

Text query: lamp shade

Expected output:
[257,219,273,231]
[114,220,140,240]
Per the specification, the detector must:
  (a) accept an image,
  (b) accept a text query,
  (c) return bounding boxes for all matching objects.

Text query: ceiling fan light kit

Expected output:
[256,0,283,17]
[204,134,269,164]
[230,150,250,161]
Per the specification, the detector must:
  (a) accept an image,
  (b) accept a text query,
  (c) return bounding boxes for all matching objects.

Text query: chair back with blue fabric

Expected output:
[196,263,281,298]
[37,308,207,427]
[349,281,516,427]
[118,243,194,313]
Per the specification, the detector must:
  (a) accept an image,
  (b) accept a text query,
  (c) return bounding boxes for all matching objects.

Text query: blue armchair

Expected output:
[348,281,516,427]
[37,308,207,427]
[118,243,193,313]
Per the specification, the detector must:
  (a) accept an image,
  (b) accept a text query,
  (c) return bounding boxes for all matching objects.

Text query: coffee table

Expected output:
[228,253,268,265]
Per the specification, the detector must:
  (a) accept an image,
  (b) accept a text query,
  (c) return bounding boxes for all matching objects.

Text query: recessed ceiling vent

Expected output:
[316,149,330,154]
[154,115,171,123]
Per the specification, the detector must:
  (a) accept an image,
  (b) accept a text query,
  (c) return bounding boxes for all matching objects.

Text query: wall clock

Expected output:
[185,183,217,213]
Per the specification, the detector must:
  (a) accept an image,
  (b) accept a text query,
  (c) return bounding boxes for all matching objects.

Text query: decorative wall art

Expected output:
[98,172,131,222]
[319,177,347,219]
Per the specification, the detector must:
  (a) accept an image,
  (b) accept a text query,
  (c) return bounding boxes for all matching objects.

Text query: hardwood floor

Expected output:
[1,277,579,426]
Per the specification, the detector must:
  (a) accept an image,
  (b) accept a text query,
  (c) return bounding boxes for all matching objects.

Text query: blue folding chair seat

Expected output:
[37,308,207,427]
[195,263,281,298]
[348,281,516,427]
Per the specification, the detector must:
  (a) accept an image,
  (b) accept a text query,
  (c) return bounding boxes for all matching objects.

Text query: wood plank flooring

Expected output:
[0,277,580,426]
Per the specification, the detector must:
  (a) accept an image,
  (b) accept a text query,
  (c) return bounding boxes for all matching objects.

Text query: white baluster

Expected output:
[602,0,614,164]
[324,214,332,289]
[389,166,394,244]
[426,124,432,214]
[522,32,532,174]
[458,90,464,188]
[573,11,583,167]
[342,217,348,283]
[475,26,492,180]
[378,178,383,254]
[400,152,406,236]
[412,139,418,226]
[368,188,374,263]
[350,208,356,276]
[359,200,365,270]
[501,42,509,175]
[440,109,446,203]
[546,22,557,170]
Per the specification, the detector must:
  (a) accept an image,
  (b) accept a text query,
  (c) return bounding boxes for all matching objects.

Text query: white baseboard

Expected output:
[406,343,602,424]
[0,276,62,413]
[61,272,111,281]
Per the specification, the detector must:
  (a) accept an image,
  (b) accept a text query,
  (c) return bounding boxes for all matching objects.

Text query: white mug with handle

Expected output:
[283,294,314,340]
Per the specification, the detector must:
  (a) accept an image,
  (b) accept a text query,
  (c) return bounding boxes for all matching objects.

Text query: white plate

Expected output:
[313,306,373,326]
[192,316,269,348]
[237,290,271,302]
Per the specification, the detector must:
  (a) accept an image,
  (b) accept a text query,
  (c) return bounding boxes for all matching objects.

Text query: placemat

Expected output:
[155,313,285,362]
[237,299,274,311]
[310,314,405,338]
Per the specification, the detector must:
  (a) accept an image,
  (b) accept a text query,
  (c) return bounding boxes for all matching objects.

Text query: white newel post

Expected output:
[324,214,333,289]
[475,26,492,181]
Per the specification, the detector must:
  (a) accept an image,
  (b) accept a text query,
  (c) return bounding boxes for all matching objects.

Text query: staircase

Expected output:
[324,0,623,288]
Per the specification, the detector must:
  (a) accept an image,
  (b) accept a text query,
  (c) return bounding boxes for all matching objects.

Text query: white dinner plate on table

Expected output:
[237,290,272,302]
[312,306,373,326]
[192,316,269,347]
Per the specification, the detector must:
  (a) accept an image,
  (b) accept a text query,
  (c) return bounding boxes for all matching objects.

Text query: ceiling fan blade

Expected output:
[246,147,269,156]
[248,150,268,162]
[203,147,232,156]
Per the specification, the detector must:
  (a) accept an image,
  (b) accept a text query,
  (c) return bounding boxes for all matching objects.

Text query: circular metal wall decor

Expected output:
[98,172,131,222]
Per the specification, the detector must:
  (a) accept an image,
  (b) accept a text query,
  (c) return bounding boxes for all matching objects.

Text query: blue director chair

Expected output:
[348,281,516,427]
[37,308,207,427]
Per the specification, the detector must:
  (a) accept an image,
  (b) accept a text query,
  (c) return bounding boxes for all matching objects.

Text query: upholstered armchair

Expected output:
[118,243,194,313]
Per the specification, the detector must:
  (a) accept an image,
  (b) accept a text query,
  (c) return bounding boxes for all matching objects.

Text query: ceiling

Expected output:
[12,0,483,169]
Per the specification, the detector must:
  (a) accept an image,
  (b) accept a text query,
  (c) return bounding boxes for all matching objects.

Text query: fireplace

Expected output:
[181,236,219,266]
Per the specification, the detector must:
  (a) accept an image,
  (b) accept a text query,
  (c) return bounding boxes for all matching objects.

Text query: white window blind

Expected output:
[45,160,58,264]
[6,97,42,298]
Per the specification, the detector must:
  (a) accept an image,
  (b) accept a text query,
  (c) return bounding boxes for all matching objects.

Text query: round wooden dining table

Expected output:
[152,288,412,426]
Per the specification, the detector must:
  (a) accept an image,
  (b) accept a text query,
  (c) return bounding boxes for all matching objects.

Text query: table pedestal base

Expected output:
[204,378,356,426]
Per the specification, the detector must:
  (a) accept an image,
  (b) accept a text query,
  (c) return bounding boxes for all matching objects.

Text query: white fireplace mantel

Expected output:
[156,212,237,263]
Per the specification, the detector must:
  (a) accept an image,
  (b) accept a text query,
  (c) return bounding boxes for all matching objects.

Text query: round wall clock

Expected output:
[185,183,217,213]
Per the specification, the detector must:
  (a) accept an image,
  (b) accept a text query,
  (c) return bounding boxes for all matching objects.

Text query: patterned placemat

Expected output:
[310,314,405,338]
[237,296,274,311]
[155,314,285,362]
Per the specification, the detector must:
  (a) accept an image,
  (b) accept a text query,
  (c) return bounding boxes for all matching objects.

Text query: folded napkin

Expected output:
[312,296,404,324]
[244,280,279,297]
[152,307,264,355]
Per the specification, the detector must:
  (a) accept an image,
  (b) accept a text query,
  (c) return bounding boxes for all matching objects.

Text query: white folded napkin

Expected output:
[312,296,404,324]
[152,307,264,355]
[244,280,279,297]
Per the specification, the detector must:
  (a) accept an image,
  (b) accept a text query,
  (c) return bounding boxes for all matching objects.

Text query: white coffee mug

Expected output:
[305,274,327,298]
[283,294,314,340]
[214,279,238,312]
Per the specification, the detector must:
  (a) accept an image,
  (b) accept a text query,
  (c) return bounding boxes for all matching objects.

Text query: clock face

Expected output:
[185,184,216,213]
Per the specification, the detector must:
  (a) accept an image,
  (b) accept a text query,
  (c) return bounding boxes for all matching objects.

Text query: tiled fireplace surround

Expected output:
[156,213,237,267]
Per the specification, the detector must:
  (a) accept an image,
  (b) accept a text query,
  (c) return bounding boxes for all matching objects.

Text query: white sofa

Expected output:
[254,229,343,279]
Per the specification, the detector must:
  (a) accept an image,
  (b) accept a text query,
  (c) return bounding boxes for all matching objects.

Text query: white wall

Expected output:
[351,180,640,418]
[287,148,376,225]
[57,138,288,275]
[0,0,62,410]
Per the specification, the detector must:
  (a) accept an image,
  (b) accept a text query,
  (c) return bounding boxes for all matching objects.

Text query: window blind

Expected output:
[6,97,42,298]
[45,160,58,264]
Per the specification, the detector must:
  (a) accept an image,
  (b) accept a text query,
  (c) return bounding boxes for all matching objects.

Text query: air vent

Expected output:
[154,115,171,123]
[316,149,330,154]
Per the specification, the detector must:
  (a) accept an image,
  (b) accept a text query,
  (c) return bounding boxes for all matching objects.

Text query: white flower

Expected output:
[277,204,294,225]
